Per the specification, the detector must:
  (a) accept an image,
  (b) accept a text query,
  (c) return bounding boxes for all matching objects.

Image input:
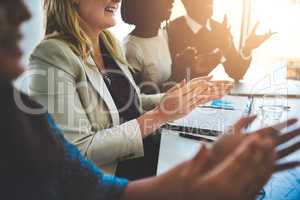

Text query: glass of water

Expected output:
[260,95,288,125]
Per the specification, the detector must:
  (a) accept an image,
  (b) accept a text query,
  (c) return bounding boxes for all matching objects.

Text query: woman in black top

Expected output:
[100,39,161,180]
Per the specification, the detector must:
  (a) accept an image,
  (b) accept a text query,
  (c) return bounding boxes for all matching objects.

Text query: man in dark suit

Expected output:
[168,0,274,81]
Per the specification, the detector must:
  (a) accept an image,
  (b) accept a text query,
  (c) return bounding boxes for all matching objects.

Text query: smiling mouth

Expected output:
[105,5,118,13]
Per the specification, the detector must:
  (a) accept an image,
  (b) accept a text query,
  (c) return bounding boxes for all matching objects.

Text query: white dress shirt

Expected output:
[184,15,251,60]
[184,15,226,63]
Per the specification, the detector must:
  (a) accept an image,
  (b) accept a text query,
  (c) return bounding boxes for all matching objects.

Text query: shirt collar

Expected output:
[184,15,212,34]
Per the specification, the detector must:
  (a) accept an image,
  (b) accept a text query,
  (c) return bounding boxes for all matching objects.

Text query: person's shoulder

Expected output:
[29,38,82,77]
[168,16,187,29]
[123,34,144,56]
[123,34,147,47]
[31,38,75,60]
[169,16,186,26]
[1,82,46,113]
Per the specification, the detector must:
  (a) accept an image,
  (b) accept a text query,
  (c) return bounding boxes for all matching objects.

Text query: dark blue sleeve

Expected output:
[47,114,128,200]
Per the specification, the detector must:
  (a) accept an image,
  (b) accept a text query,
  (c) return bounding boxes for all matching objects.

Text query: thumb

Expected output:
[167,79,186,93]
[233,115,257,134]
[198,75,213,81]
[193,144,210,165]
[222,15,228,27]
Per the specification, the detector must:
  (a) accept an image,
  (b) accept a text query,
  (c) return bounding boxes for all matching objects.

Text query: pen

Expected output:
[199,105,235,111]
[179,133,215,142]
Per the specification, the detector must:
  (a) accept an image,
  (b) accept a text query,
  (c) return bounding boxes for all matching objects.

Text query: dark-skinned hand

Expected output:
[243,22,276,56]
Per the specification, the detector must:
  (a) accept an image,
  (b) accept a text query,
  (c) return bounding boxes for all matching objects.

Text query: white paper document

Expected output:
[167,96,252,135]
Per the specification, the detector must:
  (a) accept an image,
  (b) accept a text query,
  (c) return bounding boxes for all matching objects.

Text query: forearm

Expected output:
[222,47,251,80]
[121,164,184,200]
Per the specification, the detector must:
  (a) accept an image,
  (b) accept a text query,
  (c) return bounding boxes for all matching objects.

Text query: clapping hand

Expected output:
[172,47,202,80]
[214,15,233,52]
[173,47,198,68]
[209,116,300,171]
[173,47,222,79]
[244,22,276,55]
[179,116,300,200]
[155,77,233,124]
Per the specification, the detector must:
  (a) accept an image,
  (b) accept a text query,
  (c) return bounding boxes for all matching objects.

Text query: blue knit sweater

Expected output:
[47,115,128,200]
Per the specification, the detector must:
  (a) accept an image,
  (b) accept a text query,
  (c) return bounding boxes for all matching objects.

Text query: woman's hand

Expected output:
[137,78,233,137]
[155,78,232,123]
[209,116,300,171]
[182,117,300,200]
[123,117,300,200]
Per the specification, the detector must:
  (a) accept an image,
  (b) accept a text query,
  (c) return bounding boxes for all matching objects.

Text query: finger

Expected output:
[166,79,186,93]
[269,31,277,36]
[189,96,207,110]
[209,83,234,93]
[252,119,298,138]
[186,46,198,55]
[210,80,234,85]
[192,94,223,106]
[196,75,213,81]
[208,81,234,91]
[277,141,300,159]
[274,162,300,172]
[264,30,277,38]
[222,14,228,27]
[204,86,232,99]
[261,33,273,42]
[233,116,258,134]
[172,80,207,97]
[193,144,210,164]
[250,21,260,35]
[192,76,214,83]
[185,85,212,102]
[203,80,233,91]
[182,80,210,96]
[201,85,232,97]
[277,127,300,145]
[227,25,231,32]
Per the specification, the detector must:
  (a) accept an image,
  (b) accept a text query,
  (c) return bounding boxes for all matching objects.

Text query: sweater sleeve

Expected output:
[47,114,128,200]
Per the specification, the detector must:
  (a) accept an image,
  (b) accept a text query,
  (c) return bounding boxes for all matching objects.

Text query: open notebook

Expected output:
[163,96,253,140]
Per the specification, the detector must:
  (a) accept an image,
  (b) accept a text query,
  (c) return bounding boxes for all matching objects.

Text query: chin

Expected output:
[104,23,116,29]
[101,18,117,29]
[0,53,24,81]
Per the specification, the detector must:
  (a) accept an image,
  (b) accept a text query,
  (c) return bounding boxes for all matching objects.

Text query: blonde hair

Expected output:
[43,0,126,64]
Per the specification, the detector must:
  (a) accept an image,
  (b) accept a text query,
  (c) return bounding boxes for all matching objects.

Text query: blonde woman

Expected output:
[28,0,231,178]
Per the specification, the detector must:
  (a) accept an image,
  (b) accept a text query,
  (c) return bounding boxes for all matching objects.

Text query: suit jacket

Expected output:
[27,38,163,174]
[167,16,251,80]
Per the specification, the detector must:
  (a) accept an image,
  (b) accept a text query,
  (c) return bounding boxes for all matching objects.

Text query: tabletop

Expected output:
[157,97,300,200]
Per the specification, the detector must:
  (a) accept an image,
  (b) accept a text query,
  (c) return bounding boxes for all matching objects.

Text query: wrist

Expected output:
[242,46,252,57]
[221,45,231,57]
[156,162,188,200]
[122,164,185,200]
[137,109,164,138]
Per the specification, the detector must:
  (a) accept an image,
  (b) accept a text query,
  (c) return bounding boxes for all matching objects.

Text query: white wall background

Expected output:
[21,0,44,66]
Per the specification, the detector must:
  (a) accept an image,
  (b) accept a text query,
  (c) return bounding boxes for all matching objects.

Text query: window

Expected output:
[249,0,300,59]
[21,0,44,66]
[111,0,244,47]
